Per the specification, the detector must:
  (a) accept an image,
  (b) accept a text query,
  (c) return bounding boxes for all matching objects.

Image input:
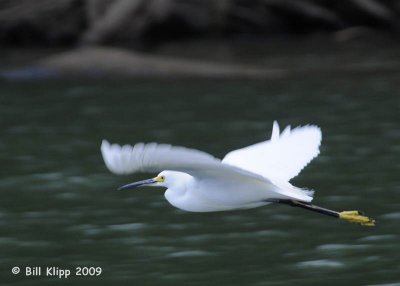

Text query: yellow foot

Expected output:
[339,211,375,226]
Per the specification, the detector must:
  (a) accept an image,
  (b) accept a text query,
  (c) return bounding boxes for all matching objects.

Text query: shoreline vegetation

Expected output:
[1,0,400,79]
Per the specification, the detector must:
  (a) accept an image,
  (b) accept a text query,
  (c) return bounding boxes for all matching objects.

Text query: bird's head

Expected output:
[117,170,186,190]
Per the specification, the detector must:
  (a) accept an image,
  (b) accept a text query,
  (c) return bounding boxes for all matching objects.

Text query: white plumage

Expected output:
[222,121,321,181]
[101,121,322,212]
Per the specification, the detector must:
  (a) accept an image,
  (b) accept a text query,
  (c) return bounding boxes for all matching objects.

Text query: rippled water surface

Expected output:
[1,76,400,285]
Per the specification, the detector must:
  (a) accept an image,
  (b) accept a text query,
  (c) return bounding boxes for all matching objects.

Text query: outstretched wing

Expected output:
[101,139,278,185]
[101,140,273,182]
[101,140,223,176]
[222,121,322,182]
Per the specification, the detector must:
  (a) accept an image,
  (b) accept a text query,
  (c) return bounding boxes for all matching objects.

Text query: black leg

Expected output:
[266,199,375,226]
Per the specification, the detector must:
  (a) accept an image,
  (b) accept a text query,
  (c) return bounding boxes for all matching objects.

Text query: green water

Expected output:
[1,76,400,285]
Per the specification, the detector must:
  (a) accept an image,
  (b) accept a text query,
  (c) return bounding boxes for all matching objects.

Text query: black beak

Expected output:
[117,178,156,191]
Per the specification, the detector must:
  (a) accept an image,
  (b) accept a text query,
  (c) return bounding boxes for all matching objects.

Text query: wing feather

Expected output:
[101,140,223,176]
[222,121,322,182]
[101,140,276,184]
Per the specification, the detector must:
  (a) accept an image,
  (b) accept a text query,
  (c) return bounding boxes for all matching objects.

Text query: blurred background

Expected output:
[1,1,400,285]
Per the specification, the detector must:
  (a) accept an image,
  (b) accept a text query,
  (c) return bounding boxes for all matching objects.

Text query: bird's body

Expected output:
[101,121,375,226]
[162,170,277,212]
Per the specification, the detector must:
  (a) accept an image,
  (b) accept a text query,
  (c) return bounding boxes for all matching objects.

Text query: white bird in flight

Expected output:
[101,121,374,226]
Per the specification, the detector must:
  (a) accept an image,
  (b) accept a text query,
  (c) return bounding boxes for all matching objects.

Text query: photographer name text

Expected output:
[12,266,102,278]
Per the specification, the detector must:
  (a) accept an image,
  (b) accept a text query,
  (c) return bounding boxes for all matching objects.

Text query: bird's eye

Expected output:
[155,175,165,183]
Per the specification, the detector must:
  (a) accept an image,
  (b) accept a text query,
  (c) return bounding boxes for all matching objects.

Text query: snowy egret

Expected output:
[101,121,375,226]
